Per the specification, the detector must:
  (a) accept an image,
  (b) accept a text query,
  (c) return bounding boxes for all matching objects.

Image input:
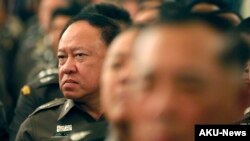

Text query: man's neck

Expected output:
[78,93,103,120]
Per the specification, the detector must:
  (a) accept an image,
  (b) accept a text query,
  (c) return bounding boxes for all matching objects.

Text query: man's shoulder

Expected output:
[29,98,66,117]
[20,69,59,96]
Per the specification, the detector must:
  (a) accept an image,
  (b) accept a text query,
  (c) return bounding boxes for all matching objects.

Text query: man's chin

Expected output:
[63,91,81,100]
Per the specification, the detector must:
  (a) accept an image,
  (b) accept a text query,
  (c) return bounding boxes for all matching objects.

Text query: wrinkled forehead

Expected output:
[132,22,227,73]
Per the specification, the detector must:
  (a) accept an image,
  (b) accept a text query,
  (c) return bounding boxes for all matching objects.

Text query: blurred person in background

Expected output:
[0,67,9,141]
[103,0,139,20]
[104,0,161,24]
[128,13,249,141]
[100,27,141,141]
[12,0,73,103]
[81,2,132,30]
[133,0,163,24]
[26,5,82,81]
[0,0,24,132]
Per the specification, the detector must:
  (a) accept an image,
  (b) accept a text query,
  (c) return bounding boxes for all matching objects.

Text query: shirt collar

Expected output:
[58,99,75,121]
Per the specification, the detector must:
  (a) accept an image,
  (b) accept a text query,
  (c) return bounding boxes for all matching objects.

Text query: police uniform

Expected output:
[15,98,107,141]
[9,69,62,141]
[63,122,108,141]
[0,101,9,141]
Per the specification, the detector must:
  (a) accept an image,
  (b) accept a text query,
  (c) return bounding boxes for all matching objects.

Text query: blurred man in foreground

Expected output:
[128,13,249,141]
[101,27,141,141]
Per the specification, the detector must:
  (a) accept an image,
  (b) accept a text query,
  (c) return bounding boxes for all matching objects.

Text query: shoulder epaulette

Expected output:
[20,85,32,96]
[20,73,59,96]
[35,68,59,88]
[29,98,66,117]
[37,74,59,88]
[38,68,58,79]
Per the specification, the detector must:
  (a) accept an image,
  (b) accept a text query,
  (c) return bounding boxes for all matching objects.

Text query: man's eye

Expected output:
[76,53,84,57]
[57,55,66,59]
[111,62,123,70]
[76,53,88,57]
[140,73,155,92]
[245,68,249,73]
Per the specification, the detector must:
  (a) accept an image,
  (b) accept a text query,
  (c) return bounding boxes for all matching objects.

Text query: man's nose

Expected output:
[61,57,77,74]
[151,88,180,120]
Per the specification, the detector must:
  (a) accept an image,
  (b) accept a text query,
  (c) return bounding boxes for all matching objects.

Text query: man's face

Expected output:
[38,0,67,32]
[129,23,246,141]
[58,21,107,102]
[101,30,138,123]
[49,15,70,55]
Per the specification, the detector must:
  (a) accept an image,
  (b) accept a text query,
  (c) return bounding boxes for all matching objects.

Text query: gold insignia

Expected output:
[21,85,31,96]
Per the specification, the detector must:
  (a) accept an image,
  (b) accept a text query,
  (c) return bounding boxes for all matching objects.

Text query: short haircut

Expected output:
[81,3,132,27]
[157,12,249,70]
[51,7,80,23]
[60,13,120,46]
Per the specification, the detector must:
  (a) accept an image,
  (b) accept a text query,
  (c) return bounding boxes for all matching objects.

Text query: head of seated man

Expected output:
[100,26,142,141]
[128,13,249,141]
[81,2,132,30]
[15,12,121,141]
[57,13,120,119]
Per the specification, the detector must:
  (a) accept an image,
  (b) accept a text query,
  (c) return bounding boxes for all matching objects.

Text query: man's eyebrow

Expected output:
[113,52,128,59]
[71,46,85,52]
[57,48,65,53]
[57,47,86,53]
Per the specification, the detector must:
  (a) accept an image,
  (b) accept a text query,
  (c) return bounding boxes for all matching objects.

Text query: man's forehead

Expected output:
[59,21,103,48]
[134,22,226,59]
[132,23,229,77]
[61,21,101,40]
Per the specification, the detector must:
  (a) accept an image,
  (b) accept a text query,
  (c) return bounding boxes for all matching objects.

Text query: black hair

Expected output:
[51,7,80,23]
[238,17,250,34]
[159,1,187,21]
[158,11,249,70]
[210,9,242,25]
[60,13,120,45]
[81,3,132,27]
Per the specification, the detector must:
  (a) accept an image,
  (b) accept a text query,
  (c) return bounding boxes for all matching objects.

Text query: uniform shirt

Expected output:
[0,101,9,141]
[62,122,108,141]
[15,98,107,141]
[9,71,62,141]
